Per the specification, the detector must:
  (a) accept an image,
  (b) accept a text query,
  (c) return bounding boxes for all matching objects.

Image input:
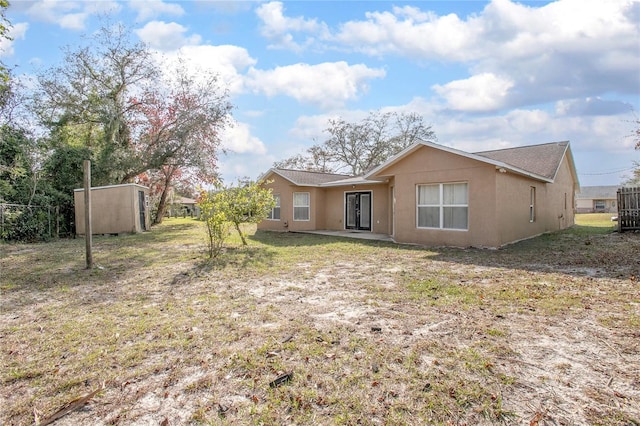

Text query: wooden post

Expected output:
[84,160,93,269]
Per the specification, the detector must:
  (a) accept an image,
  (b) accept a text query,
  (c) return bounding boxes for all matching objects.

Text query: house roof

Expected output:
[365,140,576,184]
[264,140,579,188]
[575,185,619,199]
[474,141,570,181]
[174,196,196,205]
[264,168,352,186]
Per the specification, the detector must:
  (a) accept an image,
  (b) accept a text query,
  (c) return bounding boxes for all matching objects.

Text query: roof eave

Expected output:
[561,142,580,190]
[320,178,387,187]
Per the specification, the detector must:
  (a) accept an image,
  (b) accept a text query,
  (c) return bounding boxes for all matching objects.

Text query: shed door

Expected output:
[138,191,147,231]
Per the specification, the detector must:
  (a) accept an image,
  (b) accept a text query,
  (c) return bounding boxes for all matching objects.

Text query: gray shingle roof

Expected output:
[271,169,352,186]
[268,140,575,187]
[576,185,619,199]
[474,141,569,180]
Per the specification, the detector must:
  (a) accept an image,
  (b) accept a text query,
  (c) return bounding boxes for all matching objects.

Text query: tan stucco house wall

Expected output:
[74,184,150,235]
[372,144,501,247]
[258,140,579,248]
[494,155,575,245]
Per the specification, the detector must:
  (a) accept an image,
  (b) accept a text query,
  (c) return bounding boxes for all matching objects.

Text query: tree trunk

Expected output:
[234,222,247,246]
[154,173,173,225]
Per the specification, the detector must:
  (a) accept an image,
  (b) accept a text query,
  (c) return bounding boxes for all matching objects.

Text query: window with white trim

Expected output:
[529,187,536,222]
[417,183,468,230]
[293,192,310,221]
[267,194,280,220]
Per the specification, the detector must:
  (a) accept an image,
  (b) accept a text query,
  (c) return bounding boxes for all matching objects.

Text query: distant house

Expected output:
[575,186,618,213]
[168,196,198,217]
[258,140,579,248]
[74,184,150,235]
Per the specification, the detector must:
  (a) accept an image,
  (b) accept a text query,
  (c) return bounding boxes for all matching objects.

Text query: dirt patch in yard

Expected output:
[1,219,639,425]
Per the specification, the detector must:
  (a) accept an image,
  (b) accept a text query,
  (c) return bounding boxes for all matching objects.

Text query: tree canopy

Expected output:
[274,111,436,175]
[1,0,13,110]
[625,117,640,186]
[1,22,233,240]
[198,180,275,257]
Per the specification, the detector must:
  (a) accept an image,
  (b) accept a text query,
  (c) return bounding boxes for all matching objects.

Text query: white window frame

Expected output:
[594,200,606,210]
[416,182,468,231]
[529,187,536,222]
[267,194,280,220]
[293,192,310,221]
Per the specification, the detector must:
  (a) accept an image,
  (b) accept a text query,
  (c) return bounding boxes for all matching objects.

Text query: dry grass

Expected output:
[1,215,638,425]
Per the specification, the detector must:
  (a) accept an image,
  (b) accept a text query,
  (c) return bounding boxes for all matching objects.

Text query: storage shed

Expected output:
[74,184,150,235]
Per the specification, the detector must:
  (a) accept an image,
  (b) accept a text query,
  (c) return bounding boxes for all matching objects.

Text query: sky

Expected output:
[2,0,639,187]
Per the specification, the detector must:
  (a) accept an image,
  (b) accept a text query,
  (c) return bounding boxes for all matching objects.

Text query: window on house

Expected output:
[267,194,280,220]
[293,192,310,221]
[594,200,605,210]
[530,187,536,222]
[417,183,468,230]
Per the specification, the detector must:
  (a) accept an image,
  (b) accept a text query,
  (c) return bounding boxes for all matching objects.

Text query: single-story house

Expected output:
[168,196,199,218]
[258,140,579,248]
[74,183,150,235]
[575,185,618,213]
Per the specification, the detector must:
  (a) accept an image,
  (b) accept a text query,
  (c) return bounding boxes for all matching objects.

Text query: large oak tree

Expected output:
[274,111,437,175]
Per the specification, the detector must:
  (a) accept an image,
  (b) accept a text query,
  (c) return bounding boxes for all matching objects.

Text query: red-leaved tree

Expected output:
[130,66,232,223]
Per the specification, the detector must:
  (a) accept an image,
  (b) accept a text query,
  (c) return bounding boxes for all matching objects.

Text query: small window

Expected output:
[417,183,468,230]
[529,187,536,222]
[267,194,280,220]
[594,200,605,210]
[293,192,310,221]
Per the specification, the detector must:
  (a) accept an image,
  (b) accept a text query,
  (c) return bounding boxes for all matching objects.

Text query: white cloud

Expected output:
[288,114,334,142]
[334,8,480,60]
[220,120,267,155]
[135,21,201,51]
[555,97,632,117]
[0,23,28,57]
[128,0,185,22]
[433,73,514,112]
[432,107,636,156]
[154,45,256,95]
[58,12,89,30]
[85,1,122,15]
[23,0,121,30]
[255,1,328,51]
[246,62,385,109]
[261,0,639,111]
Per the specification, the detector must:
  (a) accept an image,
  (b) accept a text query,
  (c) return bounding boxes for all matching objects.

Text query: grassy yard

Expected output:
[1,215,638,425]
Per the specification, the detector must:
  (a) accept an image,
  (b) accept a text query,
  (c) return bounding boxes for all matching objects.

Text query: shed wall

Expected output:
[74,184,149,235]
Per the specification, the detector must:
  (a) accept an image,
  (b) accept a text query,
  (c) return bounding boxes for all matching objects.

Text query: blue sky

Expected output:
[2,0,639,186]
